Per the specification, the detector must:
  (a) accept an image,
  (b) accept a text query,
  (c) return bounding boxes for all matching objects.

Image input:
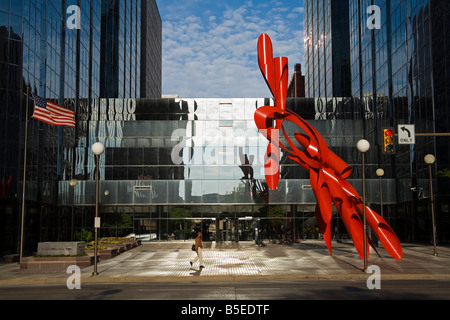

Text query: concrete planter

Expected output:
[102,244,126,253]
[20,256,95,270]
[124,241,138,248]
[2,254,19,263]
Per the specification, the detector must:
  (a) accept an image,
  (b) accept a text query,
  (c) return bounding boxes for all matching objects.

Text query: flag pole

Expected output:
[19,84,30,263]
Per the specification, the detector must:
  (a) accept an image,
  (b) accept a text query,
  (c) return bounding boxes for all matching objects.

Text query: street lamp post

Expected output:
[357,139,370,272]
[376,168,384,219]
[424,154,438,256]
[69,179,78,241]
[91,142,105,275]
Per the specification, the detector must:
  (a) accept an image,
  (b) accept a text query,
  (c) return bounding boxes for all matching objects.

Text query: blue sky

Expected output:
[156,0,304,98]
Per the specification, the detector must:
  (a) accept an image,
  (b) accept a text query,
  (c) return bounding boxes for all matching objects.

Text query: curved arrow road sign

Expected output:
[398,125,415,144]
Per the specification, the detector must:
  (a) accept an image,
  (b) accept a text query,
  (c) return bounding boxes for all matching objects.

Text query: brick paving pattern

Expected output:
[1,240,450,286]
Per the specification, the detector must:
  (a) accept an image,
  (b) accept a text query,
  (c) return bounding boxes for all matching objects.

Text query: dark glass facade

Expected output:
[140,0,162,98]
[100,0,161,98]
[54,97,405,244]
[306,0,450,243]
[0,0,162,255]
[304,0,352,98]
[430,1,450,195]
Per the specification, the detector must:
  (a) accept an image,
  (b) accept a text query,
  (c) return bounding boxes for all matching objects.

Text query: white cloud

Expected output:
[160,1,304,98]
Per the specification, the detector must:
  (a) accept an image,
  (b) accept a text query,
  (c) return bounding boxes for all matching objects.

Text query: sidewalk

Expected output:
[1,240,449,286]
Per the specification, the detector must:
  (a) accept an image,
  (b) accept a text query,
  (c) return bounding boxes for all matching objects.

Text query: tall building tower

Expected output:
[304,0,352,98]
[100,0,162,98]
[349,1,449,172]
[0,0,103,254]
[0,0,162,255]
[348,0,450,241]
[141,0,162,98]
[304,0,450,242]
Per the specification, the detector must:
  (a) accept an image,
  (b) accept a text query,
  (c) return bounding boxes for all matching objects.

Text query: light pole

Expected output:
[424,154,438,256]
[357,139,370,272]
[376,168,384,218]
[69,179,78,241]
[91,142,105,275]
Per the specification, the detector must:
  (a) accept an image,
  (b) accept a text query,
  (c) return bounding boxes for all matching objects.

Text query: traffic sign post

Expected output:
[398,125,415,145]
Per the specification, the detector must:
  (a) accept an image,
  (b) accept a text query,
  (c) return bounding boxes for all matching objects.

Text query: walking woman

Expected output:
[190,231,204,269]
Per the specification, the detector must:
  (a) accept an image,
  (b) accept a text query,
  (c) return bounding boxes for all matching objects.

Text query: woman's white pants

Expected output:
[191,247,203,266]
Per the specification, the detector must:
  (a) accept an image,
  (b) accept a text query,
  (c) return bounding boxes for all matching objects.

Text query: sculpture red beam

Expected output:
[255,33,402,260]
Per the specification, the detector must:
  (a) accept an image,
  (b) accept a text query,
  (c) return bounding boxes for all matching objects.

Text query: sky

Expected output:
[156,0,304,98]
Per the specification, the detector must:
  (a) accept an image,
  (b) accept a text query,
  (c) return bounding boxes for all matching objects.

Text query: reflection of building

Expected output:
[287,64,306,98]
[0,24,22,207]
[304,0,352,98]
[0,0,162,256]
[100,0,162,98]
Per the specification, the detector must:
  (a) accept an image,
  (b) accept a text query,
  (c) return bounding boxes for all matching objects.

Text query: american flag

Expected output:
[31,93,76,127]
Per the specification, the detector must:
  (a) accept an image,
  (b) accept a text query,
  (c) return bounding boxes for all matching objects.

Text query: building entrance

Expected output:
[126,204,331,243]
[132,215,254,243]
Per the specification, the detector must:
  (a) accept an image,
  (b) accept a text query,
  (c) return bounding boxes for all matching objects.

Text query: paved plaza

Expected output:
[1,240,449,286]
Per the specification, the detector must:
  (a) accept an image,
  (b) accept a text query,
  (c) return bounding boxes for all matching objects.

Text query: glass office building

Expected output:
[305,0,450,243]
[349,0,450,241]
[0,0,162,255]
[55,97,405,245]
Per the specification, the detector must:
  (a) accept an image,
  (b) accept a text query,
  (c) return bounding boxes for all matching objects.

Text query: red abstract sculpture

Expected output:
[255,33,403,260]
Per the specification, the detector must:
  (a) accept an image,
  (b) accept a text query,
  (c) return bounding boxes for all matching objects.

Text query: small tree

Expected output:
[74,229,93,243]
[269,206,286,240]
[269,206,285,228]
[103,209,132,237]
[437,169,450,179]
[170,207,193,240]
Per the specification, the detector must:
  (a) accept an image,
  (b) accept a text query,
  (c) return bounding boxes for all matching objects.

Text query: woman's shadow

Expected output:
[189,267,203,276]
